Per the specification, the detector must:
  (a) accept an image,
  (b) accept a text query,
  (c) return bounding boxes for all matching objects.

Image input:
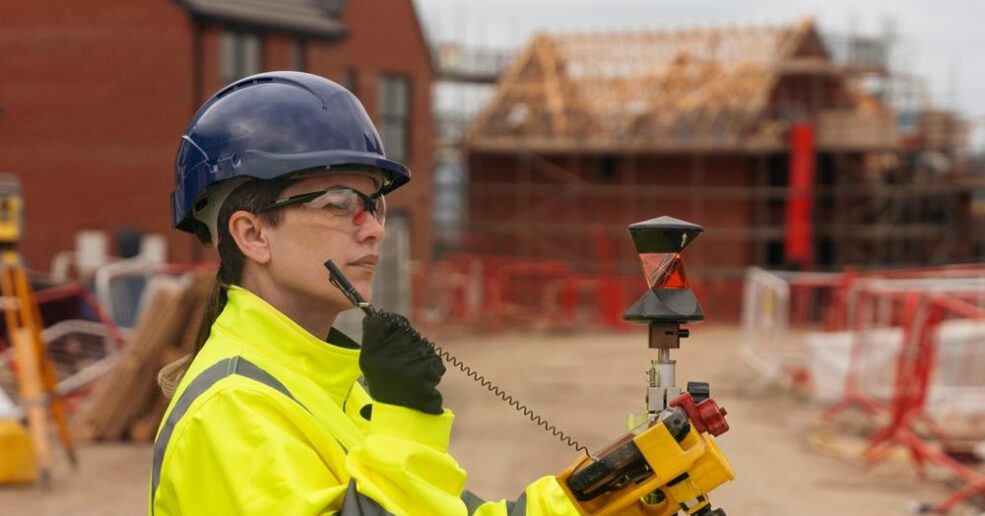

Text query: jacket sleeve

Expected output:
[463,476,582,516]
[152,384,349,516]
[343,401,469,514]
[344,402,582,516]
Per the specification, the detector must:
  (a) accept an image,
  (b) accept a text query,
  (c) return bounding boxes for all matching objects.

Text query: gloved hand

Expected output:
[360,311,446,415]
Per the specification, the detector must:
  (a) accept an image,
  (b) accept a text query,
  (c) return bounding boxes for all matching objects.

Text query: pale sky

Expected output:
[414,0,985,148]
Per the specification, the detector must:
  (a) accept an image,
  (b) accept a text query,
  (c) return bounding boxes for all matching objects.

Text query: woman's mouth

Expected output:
[351,254,379,270]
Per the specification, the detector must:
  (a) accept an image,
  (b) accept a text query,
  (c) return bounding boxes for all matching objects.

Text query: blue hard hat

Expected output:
[171,71,410,238]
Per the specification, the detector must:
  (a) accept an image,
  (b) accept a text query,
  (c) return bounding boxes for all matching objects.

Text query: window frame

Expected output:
[219,28,264,87]
[291,38,307,72]
[377,73,411,163]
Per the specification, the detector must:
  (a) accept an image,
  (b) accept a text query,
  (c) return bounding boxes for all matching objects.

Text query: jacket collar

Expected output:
[214,285,362,403]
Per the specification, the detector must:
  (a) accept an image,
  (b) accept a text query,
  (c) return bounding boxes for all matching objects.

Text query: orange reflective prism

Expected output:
[640,253,689,290]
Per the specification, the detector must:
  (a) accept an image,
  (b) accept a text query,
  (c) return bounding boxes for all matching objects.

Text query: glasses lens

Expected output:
[303,189,357,214]
[302,188,385,226]
[374,195,386,225]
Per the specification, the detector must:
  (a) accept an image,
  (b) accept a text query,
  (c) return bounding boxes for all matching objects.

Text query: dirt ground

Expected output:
[0,325,974,515]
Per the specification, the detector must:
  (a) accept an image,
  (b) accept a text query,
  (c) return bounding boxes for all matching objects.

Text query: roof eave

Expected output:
[178,1,349,39]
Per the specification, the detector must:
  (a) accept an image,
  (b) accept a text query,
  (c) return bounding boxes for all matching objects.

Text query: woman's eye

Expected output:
[322,200,352,213]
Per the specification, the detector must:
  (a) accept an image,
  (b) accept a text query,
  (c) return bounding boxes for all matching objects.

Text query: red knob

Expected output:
[669,392,730,436]
[696,400,729,437]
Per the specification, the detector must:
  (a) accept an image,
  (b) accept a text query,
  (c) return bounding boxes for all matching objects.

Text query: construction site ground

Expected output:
[0,325,969,515]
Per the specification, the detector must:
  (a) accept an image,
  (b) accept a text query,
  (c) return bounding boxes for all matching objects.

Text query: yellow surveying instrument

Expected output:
[0,173,77,487]
[556,217,734,515]
[327,216,735,515]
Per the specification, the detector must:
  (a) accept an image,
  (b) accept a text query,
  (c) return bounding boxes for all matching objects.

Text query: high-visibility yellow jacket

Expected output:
[150,286,579,515]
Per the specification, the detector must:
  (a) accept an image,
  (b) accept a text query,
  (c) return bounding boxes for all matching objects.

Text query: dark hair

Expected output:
[159,177,292,396]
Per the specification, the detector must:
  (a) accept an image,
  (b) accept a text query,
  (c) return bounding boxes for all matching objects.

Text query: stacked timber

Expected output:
[79,271,213,441]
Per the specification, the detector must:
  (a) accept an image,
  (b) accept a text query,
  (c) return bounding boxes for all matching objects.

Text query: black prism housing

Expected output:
[628,216,703,254]
[623,216,705,324]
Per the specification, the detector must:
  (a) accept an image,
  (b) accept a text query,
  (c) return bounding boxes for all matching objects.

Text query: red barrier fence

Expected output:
[412,254,635,331]
[742,265,985,512]
[413,253,748,332]
[826,282,985,513]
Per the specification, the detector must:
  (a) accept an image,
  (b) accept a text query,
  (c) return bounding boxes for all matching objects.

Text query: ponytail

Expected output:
[158,273,228,398]
[193,274,230,353]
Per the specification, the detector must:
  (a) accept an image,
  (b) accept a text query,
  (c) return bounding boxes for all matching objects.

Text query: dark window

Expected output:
[765,240,785,267]
[817,153,836,186]
[291,38,307,72]
[766,153,787,226]
[342,68,359,96]
[598,154,617,181]
[767,153,788,187]
[816,237,836,268]
[378,74,410,162]
[220,30,263,86]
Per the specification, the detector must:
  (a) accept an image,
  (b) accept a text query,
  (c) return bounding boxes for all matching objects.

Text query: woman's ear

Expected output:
[227,210,272,264]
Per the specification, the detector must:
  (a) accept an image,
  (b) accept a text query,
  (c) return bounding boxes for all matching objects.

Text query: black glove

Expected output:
[360,311,446,415]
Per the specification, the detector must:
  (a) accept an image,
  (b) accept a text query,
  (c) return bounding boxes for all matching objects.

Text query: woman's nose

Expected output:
[356,212,385,242]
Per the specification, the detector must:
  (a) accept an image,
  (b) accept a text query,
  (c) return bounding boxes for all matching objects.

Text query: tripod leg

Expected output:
[20,268,77,468]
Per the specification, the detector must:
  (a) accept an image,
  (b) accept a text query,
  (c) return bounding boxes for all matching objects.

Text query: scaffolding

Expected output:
[432,42,512,251]
[440,17,979,284]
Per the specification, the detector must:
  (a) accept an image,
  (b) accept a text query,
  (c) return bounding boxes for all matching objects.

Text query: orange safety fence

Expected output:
[413,253,749,332]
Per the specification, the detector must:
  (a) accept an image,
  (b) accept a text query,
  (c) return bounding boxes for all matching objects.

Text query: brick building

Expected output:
[463,19,975,277]
[0,0,434,269]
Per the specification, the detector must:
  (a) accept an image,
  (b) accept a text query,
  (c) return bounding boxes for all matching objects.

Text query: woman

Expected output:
[151,72,578,515]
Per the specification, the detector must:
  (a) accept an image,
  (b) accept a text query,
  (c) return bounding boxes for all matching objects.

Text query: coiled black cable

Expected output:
[384,312,589,454]
[325,261,589,455]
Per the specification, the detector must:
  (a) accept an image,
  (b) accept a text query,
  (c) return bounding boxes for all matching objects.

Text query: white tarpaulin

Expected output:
[807,319,985,417]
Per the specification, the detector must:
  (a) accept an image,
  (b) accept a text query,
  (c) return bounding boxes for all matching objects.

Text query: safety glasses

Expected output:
[259,186,386,226]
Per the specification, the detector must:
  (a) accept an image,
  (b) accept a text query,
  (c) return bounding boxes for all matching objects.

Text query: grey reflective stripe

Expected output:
[339,479,395,516]
[345,375,369,413]
[505,492,528,515]
[461,490,486,515]
[150,356,305,514]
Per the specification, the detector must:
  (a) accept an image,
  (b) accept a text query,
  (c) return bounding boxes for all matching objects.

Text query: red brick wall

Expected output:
[0,0,434,269]
[0,0,196,268]
[466,153,756,272]
[465,151,758,321]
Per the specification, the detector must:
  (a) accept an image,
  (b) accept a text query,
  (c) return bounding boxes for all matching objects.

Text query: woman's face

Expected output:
[264,172,385,311]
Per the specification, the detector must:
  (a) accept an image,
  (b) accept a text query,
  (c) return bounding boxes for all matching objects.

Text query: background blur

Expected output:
[0,0,982,514]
